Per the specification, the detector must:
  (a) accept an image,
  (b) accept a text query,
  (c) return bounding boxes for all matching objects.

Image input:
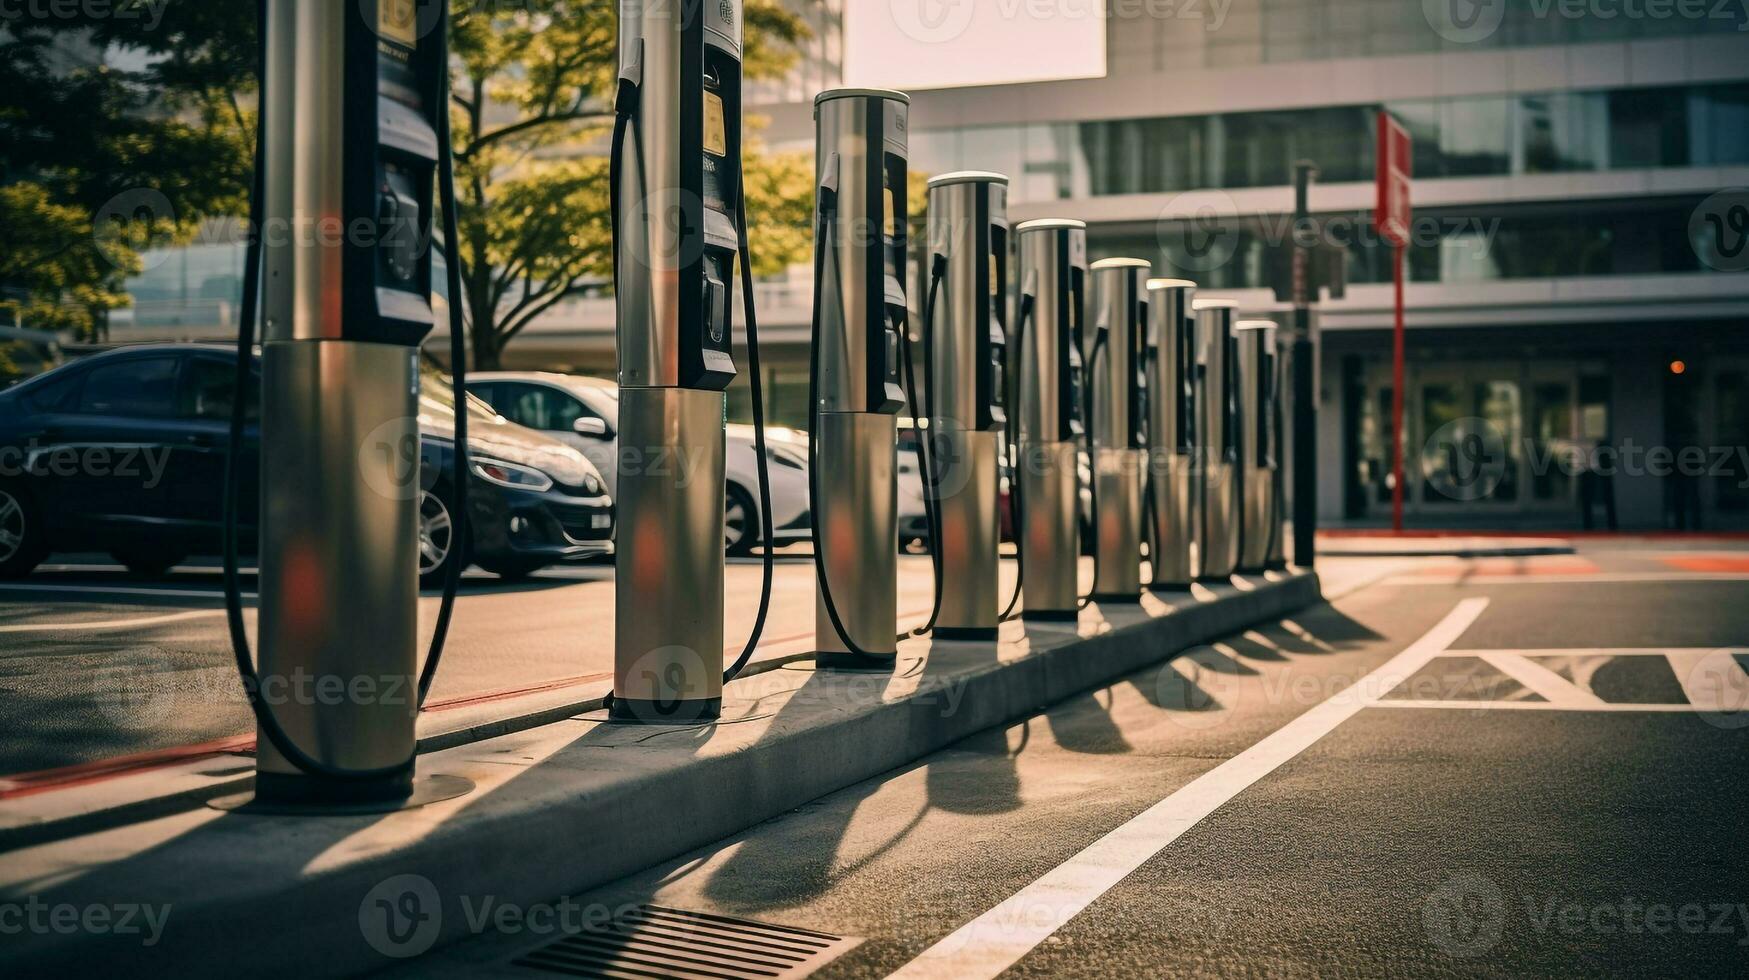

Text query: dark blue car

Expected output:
[0,344,614,582]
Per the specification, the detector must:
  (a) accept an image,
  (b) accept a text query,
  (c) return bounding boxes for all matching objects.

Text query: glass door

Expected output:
[1414,362,1524,514]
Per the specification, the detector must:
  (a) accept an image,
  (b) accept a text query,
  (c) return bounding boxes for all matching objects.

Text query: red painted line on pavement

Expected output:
[0,734,255,801]
[1661,556,1749,573]
[1416,557,1600,576]
[1322,529,1749,540]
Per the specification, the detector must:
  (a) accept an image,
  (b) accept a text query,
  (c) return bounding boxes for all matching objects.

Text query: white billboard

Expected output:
[845,1,1108,91]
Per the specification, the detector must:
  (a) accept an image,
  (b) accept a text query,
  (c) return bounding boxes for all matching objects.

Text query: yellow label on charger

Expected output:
[989,254,998,295]
[883,187,896,237]
[703,91,727,157]
[379,0,417,46]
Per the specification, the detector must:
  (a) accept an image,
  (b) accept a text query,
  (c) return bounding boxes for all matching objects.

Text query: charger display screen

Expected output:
[703,91,727,157]
[379,0,417,47]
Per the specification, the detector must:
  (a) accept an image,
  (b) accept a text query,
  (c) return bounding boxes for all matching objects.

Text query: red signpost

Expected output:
[1375,112,1411,532]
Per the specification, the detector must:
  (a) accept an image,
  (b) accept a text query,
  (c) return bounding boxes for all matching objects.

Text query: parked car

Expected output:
[0,344,613,582]
[469,372,811,555]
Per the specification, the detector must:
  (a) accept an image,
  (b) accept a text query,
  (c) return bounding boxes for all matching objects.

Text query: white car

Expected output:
[469,372,812,554]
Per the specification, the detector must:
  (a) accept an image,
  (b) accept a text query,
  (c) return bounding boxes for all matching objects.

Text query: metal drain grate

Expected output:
[513,903,860,980]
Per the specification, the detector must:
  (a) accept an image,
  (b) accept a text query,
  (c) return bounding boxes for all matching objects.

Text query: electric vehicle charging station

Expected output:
[222,0,471,809]
[1144,279,1199,589]
[1086,258,1150,603]
[1235,319,1281,574]
[1012,218,1087,622]
[923,171,1009,640]
[611,0,760,721]
[810,88,909,670]
[1194,299,1242,581]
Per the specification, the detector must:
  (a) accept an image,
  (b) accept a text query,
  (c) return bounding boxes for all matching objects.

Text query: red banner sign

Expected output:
[1375,112,1412,248]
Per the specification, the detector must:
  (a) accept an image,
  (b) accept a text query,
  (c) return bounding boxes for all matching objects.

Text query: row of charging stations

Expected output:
[224,1,1292,811]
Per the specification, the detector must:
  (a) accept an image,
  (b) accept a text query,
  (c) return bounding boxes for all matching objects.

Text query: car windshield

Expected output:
[420,369,500,423]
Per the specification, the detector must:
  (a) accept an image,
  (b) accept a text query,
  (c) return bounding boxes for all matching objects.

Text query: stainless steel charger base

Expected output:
[812,413,898,671]
[256,340,421,798]
[1018,440,1079,619]
[613,387,728,717]
[932,428,1001,637]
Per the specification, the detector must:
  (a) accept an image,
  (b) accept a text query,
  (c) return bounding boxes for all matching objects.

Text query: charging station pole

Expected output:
[1087,258,1149,603]
[1144,279,1198,588]
[1235,319,1280,574]
[611,0,743,720]
[811,88,908,670]
[1013,218,1086,621]
[1265,338,1290,572]
[1194,299,1242,581]
[250,0,447,805]
[924,172,1008,641]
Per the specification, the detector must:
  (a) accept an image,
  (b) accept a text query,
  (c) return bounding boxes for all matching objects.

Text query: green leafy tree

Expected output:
[448,0,810,368]
[0,14,246,340]
[3,2,810,368]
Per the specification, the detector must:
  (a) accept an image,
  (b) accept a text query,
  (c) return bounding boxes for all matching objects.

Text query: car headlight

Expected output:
[766,444,808,470]
[470,458,554,492]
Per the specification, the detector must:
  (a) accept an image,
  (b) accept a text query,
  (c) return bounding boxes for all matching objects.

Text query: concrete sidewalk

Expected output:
[0,570,1322,978]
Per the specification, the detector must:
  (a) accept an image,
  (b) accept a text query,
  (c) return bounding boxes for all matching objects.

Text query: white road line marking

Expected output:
[1664,650,1749,713]
[1446,648,1743,658]
[1382,572,1749,586]
[1474,652,1606,707]
[884,597,1491,980]
[1372,700,1699,712]
[0,609,227,634]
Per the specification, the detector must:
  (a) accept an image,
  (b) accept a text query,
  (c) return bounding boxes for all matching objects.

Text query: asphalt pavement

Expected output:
[401,541,1749,979]
[0,549,945,776]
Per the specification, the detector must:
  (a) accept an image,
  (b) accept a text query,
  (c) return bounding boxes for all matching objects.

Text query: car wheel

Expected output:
[110,547,188,578]
[724,482,757,556]
[0,483,48,578]
[417,485,466,589]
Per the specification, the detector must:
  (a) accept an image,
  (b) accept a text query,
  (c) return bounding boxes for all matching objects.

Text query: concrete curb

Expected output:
[5,572,1320,977]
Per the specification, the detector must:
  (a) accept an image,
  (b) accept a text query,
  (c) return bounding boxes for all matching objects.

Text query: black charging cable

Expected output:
[998,293,1035,622]
[722,169,775,683]
[222,0,466,781]
[900,254,948,637]
[1077,327,1107,610]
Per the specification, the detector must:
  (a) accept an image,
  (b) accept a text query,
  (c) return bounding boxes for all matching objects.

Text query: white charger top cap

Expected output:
[926,170,1009,188]
[1090,257,1150,270]
[1147,278,1196,290]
